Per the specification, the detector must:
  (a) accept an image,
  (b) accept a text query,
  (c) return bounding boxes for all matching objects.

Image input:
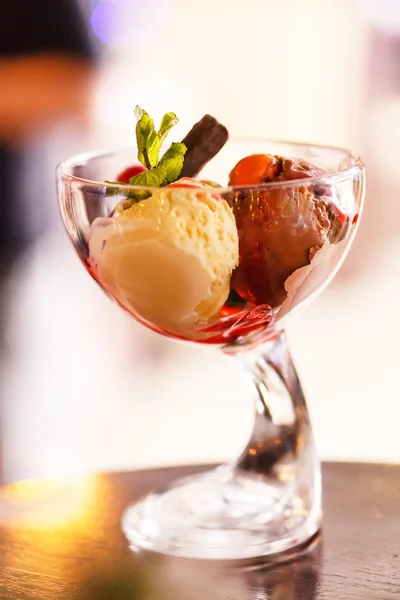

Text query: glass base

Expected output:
[122,466,321,561]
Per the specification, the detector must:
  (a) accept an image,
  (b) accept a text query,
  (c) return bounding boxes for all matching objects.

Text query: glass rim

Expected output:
[56,138,365,193]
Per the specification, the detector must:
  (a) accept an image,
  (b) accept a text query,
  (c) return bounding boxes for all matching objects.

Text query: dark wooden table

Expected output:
[0,462,399,599]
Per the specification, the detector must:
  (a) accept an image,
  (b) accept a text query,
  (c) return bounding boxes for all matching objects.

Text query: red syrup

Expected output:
[198,303,273,344]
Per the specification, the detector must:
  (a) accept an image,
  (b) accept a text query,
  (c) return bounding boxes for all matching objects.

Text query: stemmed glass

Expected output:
[57,139,365,562]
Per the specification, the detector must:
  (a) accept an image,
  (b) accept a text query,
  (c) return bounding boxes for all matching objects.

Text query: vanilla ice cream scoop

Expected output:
[89,186,239,336]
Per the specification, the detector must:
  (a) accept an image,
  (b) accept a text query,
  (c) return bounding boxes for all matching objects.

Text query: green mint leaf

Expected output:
[158,142,187,184]
[104,181,150,202]
[129,165,167,187]
[134,106,159,169]
[134,106,180,171]
[158,112,179,146]
[104,180,129,197]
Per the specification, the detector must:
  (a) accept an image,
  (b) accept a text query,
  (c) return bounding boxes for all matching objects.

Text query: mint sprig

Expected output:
[158,142,186,185]
[129,166,167,187]
[130,106,186,187]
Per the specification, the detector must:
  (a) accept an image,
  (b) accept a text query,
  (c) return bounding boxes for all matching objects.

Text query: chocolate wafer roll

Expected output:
[180,114,229,178]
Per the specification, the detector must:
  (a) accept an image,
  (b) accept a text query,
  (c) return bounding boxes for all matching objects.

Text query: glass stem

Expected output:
[233,332,318,481]
[123,331,322,559]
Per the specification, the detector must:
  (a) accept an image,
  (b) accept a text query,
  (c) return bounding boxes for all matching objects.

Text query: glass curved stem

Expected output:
[234,332,314,479]
[122,332,321,560]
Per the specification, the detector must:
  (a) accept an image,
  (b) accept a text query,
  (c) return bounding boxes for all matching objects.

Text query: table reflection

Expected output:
[0,473,321,599]
[74,538,321,600]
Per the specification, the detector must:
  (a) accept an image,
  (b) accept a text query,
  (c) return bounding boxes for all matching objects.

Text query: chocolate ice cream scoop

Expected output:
[226,154,346,307]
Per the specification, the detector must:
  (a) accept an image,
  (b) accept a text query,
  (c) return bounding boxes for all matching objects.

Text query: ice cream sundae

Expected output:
[87,106,354,343]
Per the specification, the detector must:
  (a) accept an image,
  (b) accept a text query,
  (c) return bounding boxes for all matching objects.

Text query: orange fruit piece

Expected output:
[229,154,281,186]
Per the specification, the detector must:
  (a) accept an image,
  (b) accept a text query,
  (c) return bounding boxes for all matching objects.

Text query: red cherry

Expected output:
[116,164,146,183]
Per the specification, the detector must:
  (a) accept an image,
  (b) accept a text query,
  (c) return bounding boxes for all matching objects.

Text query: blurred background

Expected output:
[0,0,399,484]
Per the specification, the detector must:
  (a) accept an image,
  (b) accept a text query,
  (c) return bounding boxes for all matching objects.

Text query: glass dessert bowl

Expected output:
[57,109,365,562]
